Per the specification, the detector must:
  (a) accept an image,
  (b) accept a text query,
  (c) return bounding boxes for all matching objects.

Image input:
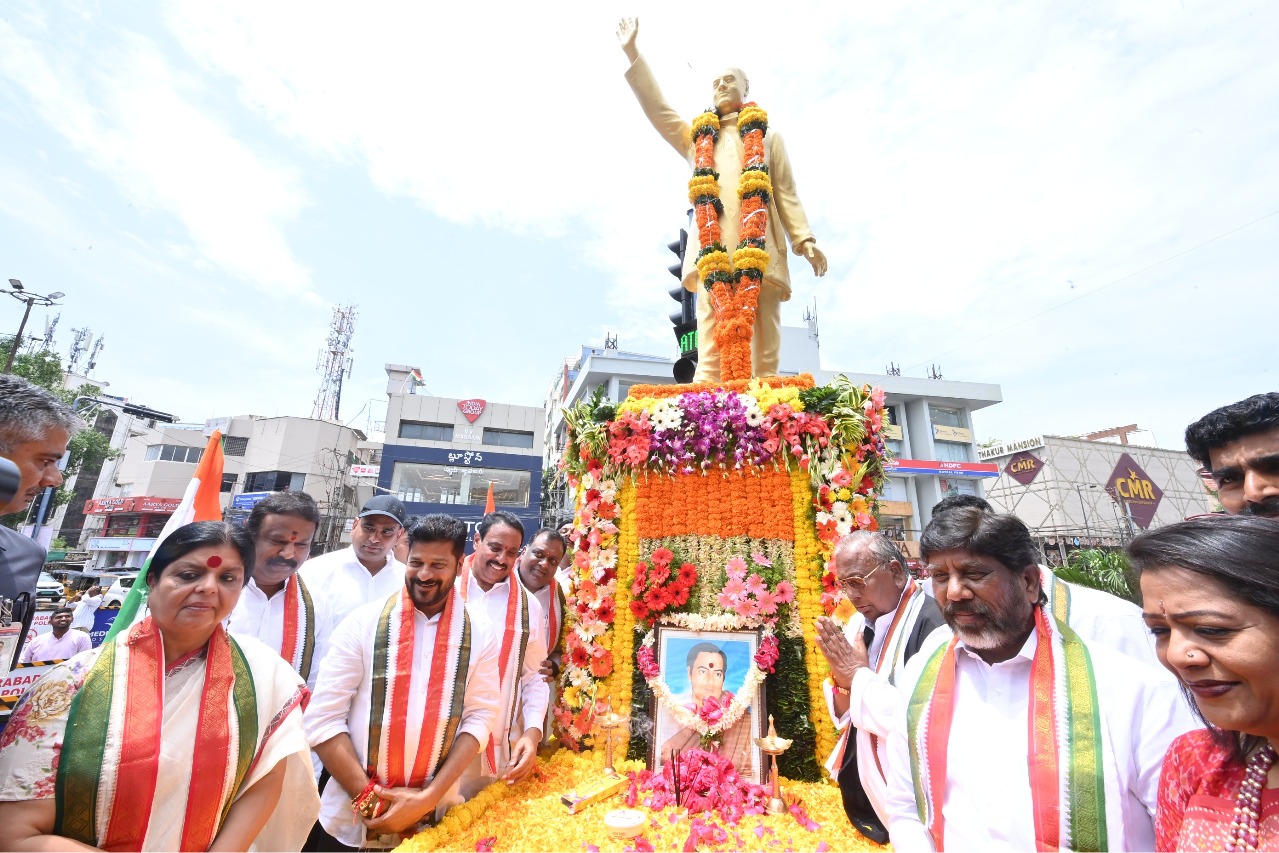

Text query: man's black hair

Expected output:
[244,490,320,540]
[477,510,524,540]
[1185,393,1279,470]
[685,641,727,672]
[407,514,469,558]
[931,494,993,518]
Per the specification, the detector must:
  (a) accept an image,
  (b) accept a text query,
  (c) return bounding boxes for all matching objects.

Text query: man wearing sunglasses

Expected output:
[815,532,944,844]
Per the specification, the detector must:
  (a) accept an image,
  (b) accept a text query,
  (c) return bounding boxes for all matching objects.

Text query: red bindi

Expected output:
[207,555,223,568]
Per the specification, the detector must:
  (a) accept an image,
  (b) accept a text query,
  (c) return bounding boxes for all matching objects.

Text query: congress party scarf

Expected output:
[279,573,316,682]
[907,605,1107,851]
[367,586,471,788]
[55,619,257,851]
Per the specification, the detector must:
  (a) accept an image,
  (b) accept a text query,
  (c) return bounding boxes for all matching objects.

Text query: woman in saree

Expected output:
[0,521,319,851]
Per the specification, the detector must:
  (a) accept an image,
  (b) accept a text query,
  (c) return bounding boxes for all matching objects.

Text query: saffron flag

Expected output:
[104,430,226,641]
[484,482,495,514]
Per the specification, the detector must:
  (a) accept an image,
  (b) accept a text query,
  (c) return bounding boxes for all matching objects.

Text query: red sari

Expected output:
[1157,729,1279,852]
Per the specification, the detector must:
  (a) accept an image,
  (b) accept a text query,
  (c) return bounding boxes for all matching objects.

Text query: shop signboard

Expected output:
[232,491,271,510]
[1004,451,1044,486]
[457,398,487,423]
[884,459,1000,478]
[1105,453,1164,529]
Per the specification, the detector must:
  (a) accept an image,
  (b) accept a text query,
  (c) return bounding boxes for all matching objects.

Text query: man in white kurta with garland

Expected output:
[299,494,408,632]
[884,508,1197,852]
[816,531,944,844]
[458,511,549,798]
[618,17,827,381]
[306,514,501,850]
[227,490,330,690]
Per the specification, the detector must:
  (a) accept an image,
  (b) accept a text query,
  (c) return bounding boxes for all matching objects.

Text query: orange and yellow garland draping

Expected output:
[689,104,773,382]
[395,749,887,853]
[557,375,889,778]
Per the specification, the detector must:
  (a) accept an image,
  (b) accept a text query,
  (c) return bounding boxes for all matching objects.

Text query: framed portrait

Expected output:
[648,625,767,783]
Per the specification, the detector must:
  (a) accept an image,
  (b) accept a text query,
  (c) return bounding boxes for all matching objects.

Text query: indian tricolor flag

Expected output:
[104,430,227,641]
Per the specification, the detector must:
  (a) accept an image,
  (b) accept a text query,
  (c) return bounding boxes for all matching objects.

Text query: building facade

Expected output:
[982,435,1214,564]
[80,414,372,570]
[379,364,545,540]
[544,323,1003,556]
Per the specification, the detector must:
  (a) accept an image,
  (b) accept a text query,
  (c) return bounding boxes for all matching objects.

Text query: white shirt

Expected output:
[226,576,332,691]
[822,586,935,825]
[298,546,405,634]
[70,594,101,630]
[463,574,549,747]
[305,595,501,849]
[1043,567,1161,670]
[885,623,1198,852]
[20,629,90,663]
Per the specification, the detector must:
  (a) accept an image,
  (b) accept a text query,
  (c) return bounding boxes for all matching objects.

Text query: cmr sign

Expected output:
[1004,451,1043,486]
[1105,452,1164,529]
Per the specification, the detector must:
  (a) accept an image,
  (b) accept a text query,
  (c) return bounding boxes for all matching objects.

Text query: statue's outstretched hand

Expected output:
[803,241,828,277]
[617,18,639,61]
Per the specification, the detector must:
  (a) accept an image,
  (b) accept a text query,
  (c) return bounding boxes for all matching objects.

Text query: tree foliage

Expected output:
[1053,548,1140,604]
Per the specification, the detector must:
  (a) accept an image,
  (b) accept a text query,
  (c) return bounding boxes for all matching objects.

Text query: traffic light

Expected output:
[667,226,698,383]
[120,402,178,423]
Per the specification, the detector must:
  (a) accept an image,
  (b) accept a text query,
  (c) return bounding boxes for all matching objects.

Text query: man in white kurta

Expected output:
[816,533,945,842]
[306,515,501,850]
[618,18,826,381]
[226,490,330,690]
[298,494,407,633]
[70,586,101,632]
[516,529,567,745]
[884,508,1196,852]
[458,513,549,799]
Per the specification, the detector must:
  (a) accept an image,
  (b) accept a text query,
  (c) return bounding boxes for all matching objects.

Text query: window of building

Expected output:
[929,407,966,429]
[144,444,203,464]
[221,473,237,493]
[885,406,900,426]
[482,428,535,449]
[244,471,306,492]
[104,514,171,538]
[933,441,970,463]
[885,439,904,457]
[390,462,531,507]
[223,436,249,457]
[882,477,910,502]
[939,478,978,497]
[399,421,454,442]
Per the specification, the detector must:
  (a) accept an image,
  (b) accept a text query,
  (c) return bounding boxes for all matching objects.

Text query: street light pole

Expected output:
[1073,484,1094,548]
[3,279,65,374]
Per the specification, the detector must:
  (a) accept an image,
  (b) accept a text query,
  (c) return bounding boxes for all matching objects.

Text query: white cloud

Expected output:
[0,5,316,300]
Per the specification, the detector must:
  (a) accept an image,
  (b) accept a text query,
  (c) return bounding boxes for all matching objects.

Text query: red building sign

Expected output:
[84,496,183,515]
[457,398,487,423]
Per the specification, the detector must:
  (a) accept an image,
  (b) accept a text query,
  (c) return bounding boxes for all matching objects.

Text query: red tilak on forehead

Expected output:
[289,533,297,542]
[207,555,223,568]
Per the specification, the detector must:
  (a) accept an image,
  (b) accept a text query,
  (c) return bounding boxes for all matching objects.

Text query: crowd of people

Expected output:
[0,370,1277,851]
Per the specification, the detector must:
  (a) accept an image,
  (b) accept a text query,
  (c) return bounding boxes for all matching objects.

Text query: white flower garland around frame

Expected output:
[643,616,773,738]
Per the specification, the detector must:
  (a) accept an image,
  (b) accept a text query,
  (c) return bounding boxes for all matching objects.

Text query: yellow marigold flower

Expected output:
[739,104,768,126]
[691,111,720,133]
[836,487,852,502]
[738,171,774,196]
[731,246,770,271]
[696,251,731,278]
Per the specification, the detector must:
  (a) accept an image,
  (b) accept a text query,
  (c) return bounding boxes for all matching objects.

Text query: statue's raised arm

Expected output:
[617,17,827,383]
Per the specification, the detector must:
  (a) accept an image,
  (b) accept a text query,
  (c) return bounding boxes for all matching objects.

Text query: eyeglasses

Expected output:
[838,562,885,593]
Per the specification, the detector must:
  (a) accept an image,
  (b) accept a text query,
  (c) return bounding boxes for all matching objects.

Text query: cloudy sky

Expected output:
[0,1,1273,450]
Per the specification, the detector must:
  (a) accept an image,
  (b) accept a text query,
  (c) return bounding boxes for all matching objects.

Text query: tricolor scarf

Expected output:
[280,574,317,682]
[367,586,471,788]
[829,580,923,776]
[1044,571,1072,625]
[907,605,1107,852]
[55,619,258,851]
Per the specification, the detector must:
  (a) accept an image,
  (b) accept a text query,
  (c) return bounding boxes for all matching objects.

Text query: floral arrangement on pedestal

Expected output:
[555,374,889,778]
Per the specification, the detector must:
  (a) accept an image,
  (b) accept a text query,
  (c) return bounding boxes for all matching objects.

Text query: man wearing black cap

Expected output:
[299,495,409,633]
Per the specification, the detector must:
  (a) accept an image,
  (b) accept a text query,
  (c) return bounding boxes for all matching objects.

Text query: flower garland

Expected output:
[790,466,837,763]
[610,479,639,759]
[688,103,772,382]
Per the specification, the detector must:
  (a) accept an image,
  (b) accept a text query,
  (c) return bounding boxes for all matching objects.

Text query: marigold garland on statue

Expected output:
[687,103,773,381]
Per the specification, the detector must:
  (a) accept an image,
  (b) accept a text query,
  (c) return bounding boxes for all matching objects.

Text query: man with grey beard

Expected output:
[883,508,1195,852]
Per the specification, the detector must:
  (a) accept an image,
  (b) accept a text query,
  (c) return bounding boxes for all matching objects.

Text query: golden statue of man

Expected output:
[618,17,827,383]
